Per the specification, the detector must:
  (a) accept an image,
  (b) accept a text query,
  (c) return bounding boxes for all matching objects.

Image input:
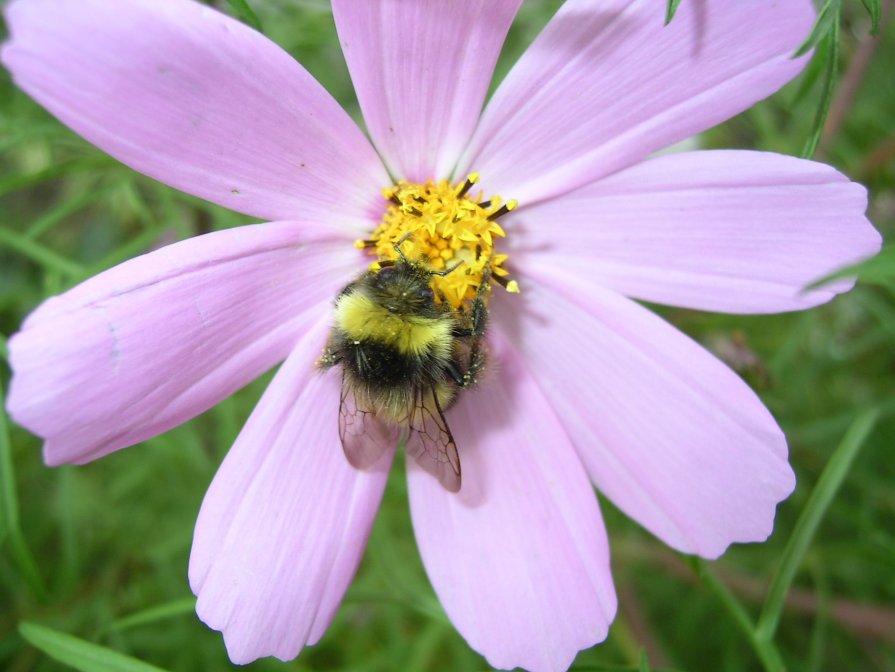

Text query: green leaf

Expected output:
[103,598,197,633]
[664,0,682,24]
[639,650,653,672]
[0,227,85,278]
[569,666,689,672]
[19,622,172,672]
[861,0,881,35]
[790,38,828,106]
[801,14,840,159]
[793,0,841,57]
[694,559,785,672]
[806,244,895,289]
[0,381,48,600]
[854,291,895,348]
[25,187,114,240]
[0,158,108,198]
[756,409,879,641]
[224,0,263,33]
[0,122,72,153]
[81,225,171,282]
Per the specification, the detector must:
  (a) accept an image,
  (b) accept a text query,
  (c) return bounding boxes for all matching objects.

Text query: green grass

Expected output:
[2,1,894,671]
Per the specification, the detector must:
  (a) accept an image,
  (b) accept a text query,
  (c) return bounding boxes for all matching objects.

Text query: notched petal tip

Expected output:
[494,283,799,562]
[512,151,884,314]
[696,450,796,561]
[6,223,354,468]
[190,330,393,665]
[408,336,617,672]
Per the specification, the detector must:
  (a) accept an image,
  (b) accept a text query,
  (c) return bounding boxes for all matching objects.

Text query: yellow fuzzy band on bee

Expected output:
[336,292,453,360]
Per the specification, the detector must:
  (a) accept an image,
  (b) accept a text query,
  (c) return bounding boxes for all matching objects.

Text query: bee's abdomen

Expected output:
[344,339,421,389]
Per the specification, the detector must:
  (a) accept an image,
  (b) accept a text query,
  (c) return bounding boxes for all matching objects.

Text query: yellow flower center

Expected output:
[355,173,519,310]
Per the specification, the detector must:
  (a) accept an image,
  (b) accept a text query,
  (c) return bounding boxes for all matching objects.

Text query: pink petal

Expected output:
[1,0,388,225]
[492,282,795,559]
[407,334,616,672]
[190,322,393,664]
[7,222,361,467]
[458,0,814,204]
[510,151,881,313]
[332,0,522,181]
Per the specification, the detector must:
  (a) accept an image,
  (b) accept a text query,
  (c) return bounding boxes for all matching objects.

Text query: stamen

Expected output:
[456,172,479,199]
[382,188,402,206]
[487,199,518,221]
[370,259,396,271]
[491,272,521,294]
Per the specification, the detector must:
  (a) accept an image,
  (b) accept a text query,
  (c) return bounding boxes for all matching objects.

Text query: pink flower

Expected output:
[2,0,881,670]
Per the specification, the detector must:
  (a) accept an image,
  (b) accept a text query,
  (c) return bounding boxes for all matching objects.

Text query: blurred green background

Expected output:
[1,1,893,671]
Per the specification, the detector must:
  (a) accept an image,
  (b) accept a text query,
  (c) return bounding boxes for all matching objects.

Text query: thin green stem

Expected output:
[224,0,263,32]
[802,11,840,158]
[0,381,48,601]
[0,227,84,277]
[756,408,879,641]
[19,622,171,672]
[102,597,197,634]
[664,0,682,24]
[695,559,785,672]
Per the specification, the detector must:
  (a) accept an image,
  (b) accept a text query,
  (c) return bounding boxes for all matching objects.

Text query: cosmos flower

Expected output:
[2,0,881,670]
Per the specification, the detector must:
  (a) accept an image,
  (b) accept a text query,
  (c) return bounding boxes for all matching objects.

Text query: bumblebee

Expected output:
[318,250,489,493]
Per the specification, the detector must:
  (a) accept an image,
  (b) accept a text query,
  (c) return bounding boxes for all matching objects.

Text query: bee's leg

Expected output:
[449,265,491,388]
[392,232,413,263]
[317,347,342,369]
[452,265,491,338]
[468,290,488,337]
[445,349,486,389]
[445,361,465,387]
[460,328,487,389]
[317,331,343,369]
[465,265,492,386]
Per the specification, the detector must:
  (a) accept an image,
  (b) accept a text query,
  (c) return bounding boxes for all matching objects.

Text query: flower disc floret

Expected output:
[357,173,519,309]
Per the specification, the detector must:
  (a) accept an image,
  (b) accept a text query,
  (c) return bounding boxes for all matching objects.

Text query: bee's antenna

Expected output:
[430,260,465,277]
[392,232,412,264]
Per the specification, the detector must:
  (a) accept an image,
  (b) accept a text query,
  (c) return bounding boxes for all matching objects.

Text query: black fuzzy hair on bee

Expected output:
[319,255,489,492]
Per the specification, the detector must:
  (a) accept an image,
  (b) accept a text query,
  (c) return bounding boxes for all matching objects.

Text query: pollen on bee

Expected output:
[363,173,519,309]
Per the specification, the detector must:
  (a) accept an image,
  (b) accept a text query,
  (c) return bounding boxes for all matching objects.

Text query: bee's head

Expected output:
[369,261,438,316]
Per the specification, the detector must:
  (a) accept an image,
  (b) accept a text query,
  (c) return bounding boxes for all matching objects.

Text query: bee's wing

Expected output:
[339,371,398,469]
[403,385,461,493]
